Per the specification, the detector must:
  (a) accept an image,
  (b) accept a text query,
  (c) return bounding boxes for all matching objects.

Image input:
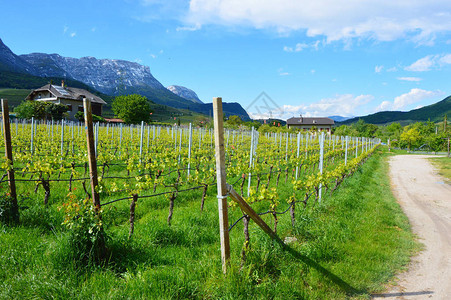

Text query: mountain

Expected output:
[20,53,165,94]
[167,85,203,104]
[328,115,353,122]
[0,38,37,74]
[0,38,249,119]
[340,95,451,125]
[195,102,250,121]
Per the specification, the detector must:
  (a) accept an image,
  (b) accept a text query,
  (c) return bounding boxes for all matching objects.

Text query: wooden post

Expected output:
[213,97,231,273]
[226,184,284,245]
[448,137,450,158]
[1,99,19,222]
[129,194,138,238]
[83,98,101,209]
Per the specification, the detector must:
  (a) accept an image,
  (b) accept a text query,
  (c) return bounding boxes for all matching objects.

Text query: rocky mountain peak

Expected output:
[167,85,203,104]
[19,53,165,95]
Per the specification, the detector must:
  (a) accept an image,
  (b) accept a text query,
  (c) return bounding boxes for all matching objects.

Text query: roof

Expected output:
[104,118,124,123]
[286,117,335,126]
[26,84,107,105]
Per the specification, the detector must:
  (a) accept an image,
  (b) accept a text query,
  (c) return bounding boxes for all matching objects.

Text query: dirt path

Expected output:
[373,155,451,299]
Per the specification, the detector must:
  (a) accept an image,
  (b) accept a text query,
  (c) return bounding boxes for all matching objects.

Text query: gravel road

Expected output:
[373,155,451,299]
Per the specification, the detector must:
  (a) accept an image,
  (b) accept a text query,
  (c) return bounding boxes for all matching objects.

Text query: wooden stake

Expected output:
[226,184,284,246]
[83,98,101,209]
[1,99,19,222]
[129,194,138,238]
[213,97,231,273]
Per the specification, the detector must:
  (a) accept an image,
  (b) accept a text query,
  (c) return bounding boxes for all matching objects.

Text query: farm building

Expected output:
[286,116,334,133]
[25,82,107,120]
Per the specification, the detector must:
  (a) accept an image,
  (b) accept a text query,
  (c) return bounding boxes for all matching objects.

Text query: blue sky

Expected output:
[1,0,451,119]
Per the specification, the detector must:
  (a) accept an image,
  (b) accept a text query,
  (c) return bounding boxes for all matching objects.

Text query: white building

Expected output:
[25,82,106,120]
[286,116,334,133]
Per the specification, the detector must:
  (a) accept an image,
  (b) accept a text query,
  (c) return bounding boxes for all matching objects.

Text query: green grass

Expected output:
[0,88,32,111]
[0,150,418,299]
[428,156,451,183]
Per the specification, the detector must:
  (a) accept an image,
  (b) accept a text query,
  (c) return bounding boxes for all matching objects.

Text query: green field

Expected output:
[0,88,32,110]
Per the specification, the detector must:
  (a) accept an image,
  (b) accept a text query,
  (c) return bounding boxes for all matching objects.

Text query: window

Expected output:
[66,104,72,111]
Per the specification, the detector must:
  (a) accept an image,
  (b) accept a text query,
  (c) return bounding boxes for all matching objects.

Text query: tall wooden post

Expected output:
[447,137,450,158]
[1,99,19,222]
[83,98,101,209]
[213,97,231,273]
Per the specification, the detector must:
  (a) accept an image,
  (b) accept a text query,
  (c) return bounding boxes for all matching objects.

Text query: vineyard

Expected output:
[1,99,379,240]
[0,99,412,299]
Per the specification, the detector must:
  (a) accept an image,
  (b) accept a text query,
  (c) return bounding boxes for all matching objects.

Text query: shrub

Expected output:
[59,193,107,264]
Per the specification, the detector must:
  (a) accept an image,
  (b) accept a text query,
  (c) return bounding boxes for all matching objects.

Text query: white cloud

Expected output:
[397,77,422,82]
[186,0,451,43]
[284,40,323,52]
[375,65,384,73]
[283,42,309,52]
[295,43,308,51]
[375,88,443,111]
[405,53,451,71]
[375,100,392,111]
[439,54,451,65]
[387,67,398,72]
[278,69,290,76]
[393,88,440,110]
[176,23,201,31]
[63,25,76,37]
[405,55,436,71]
[280,94,373,118]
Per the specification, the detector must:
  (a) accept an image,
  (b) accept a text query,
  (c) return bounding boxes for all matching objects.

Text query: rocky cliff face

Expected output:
[20,53,165,95]
[167,85,203,104]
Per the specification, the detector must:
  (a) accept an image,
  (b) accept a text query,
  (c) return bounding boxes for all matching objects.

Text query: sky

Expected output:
[1,0,451,120]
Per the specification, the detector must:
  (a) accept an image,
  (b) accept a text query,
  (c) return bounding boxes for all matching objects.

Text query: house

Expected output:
[25,81,107,120]
[286,116,334,133]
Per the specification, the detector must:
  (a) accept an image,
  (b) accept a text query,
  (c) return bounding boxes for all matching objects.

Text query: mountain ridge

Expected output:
[339,95,451,125]
[0,38,250,120]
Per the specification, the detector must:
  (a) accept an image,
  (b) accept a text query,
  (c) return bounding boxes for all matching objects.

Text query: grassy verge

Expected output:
[0,149,417,299]
[428,156,451,183]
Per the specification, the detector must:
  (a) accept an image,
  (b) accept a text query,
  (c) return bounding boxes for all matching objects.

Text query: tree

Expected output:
[15,101,68,120]
[400,127,421,150]
[227,115,243,126]
[75,111,105,123]
[45,103,69,120]
[14,101,35,119]
[112,94,152,124]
